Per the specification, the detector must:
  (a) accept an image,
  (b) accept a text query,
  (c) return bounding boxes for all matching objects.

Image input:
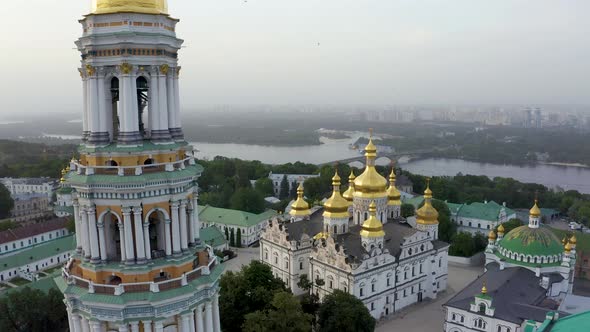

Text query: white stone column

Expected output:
[193,195,201,245]
[73,200,82,254]
[81,317,90,332]
[188,312,196,332]
[123,208,135,264]
[143,221,152,260]
[72,314,82,332]
[81,207,91,260]
[130,73,140,135]
[180,200,189,252]
[142,320,152,332]
[181,314,191,332]
[97,221,107,262]
[133,207,146,263]
[118,221,126,262]
[87,72,100,142]
[213,294,221,332]
[130,322,139,332]
[157,67,171,141]
[118,323,129,332]
[205,302,214,332]
[81,72,89,140]
[154,322,164,332]
[87,206,101,263]
[171,201,182,256]
[173,69,182,135]
[97,72,108,142]
[117,64,140,144]
[67,309,74,332]
[166,72,176,135]
[164,219,172,257]
[196,305,205,332]
[90,321,103,332]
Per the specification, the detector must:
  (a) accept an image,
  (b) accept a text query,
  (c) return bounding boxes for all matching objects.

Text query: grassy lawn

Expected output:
[551,228,590,252]
[43,266,61,274]
[10,277,31,286]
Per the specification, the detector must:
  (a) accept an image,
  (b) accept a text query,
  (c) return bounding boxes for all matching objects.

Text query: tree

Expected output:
[317,290,376,332]
[224,227,229,240]
[230,187,265,214]
[431,199,456,242]
[0,220,17,231]
[0,287,68,332]
[298,275,320,324]
[65,216,76,233]
[219,261,287,332]
[243,291,313,332]
[400,203,415,218]
[449,232,476,257]
[0,183,14,219]
[279,175,290,199]
[254,178,275,197]
[236,228,242,248]
[497,218,523,234]
[230,228,235,247]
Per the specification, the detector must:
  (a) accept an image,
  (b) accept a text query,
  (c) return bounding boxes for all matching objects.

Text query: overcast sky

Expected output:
[0,0,588,115]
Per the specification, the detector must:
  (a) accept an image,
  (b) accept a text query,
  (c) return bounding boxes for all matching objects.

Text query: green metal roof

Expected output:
[59,263,224,305]
[66,164,203,185]
[454,201,516,221]
[446,202,464,214]
[200,226,227,248]
[526,311,590,332]
[78,141,188,154]
[0,235,76,271]
[198,205,277,228]
[497,226,564,258]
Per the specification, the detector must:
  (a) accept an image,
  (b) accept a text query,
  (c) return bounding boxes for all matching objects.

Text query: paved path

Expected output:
[223,247,260,273]
[376,265,482,332]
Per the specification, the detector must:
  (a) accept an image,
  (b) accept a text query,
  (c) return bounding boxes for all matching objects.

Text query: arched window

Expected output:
[479,303,486,313]
[136,76,149,136]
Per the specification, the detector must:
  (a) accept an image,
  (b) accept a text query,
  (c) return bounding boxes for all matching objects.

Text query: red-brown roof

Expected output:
[0,218,69,244]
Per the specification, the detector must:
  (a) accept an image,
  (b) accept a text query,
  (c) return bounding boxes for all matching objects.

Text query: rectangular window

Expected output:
[372,284,375,292]
[411,286,414,294]
[386,296,389,304]
[371,303,374,311]
[403,289,407,297]
[387,278,390,287]
[360,288,364,297]
[329,280,333,289]
[299,262,303,270]
[394,292,398,301]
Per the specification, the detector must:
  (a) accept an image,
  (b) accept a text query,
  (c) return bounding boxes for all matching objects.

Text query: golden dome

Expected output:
[342,170,356,204]
[290,183,310,217]
[570,235,577,245]
[488,230,497,240]
[386,167,401,206]
[354,136,387,198]
[565,241,572,252]
[416,179,439,225]
[360,201,385,238]
[91,0,168,15]
[497,224,505,234]
[323,170,350,219]
[481,282,488,295]
[562,236,568,245]
[529,199,541,217]
[60,176,66,184]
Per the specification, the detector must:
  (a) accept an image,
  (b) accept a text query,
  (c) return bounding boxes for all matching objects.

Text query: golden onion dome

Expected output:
[570,235,577,245]
[313,232,329,240]
[497,224,505,234]
[342,170,356,203]
[290,183,310,217]
[386,167,402,206]
[360,201,385,238]
[60,176,66,184]
[481,283,488,295]
[561,236,568,245]
[565,241,572,252]
[529,199,541,217]
[91,0,168,15]
[354,136,387,198]
[416,179,439,225]
[488,230,497,240]
[323,170,350,218]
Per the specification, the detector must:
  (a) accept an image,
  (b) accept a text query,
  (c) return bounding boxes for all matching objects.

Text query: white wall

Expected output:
[0,228,69,256]
[0,250,73,282]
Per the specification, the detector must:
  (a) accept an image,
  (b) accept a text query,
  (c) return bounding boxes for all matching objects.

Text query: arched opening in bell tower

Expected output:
[102,211,122,261]
[110,77,120,141]
[146,210,167,258]
[136,76,149,138]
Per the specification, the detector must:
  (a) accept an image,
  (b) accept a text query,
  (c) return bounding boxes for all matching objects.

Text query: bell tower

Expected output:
[60,2,223,332]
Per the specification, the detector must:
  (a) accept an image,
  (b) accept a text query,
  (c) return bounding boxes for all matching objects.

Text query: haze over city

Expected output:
[1,0,589,115]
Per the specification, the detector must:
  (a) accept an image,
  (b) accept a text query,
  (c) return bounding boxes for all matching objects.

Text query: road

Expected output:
[376,264,482,332]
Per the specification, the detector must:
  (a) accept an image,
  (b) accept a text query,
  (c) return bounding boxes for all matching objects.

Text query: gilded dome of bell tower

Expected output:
[92,0,168,15]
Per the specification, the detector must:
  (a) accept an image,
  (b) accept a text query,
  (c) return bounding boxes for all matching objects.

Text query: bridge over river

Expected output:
[318,148,439,166]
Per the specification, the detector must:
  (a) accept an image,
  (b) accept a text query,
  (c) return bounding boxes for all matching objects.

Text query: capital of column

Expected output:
[87,205,97,214]
[122,207,133,215]
[132,206,143,214]
[180,200,187,208]
[73,199,80,207]
[97,221,105,229]
[170,200,180,209]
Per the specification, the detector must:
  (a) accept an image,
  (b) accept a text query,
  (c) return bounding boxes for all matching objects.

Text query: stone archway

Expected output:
[144,208,170,258]
[99,210,122,261]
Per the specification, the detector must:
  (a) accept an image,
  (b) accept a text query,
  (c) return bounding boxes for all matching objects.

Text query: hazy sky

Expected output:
[0,0,588,115]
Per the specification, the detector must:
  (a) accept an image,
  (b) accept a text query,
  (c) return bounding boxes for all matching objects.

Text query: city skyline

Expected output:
[1,0,589,115]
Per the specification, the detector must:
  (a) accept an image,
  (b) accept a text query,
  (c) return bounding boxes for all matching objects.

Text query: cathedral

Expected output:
[57,1,222,331]
[443,200,576,332]
[260,137,450,320]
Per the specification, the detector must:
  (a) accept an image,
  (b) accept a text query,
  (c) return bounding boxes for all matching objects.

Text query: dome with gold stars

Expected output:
[91,0,168,15]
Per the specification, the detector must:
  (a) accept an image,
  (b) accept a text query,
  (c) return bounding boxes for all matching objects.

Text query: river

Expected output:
[192,140,590,194]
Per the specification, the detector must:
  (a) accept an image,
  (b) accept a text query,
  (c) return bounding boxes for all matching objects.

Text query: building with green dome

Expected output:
[486,199,575,296]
